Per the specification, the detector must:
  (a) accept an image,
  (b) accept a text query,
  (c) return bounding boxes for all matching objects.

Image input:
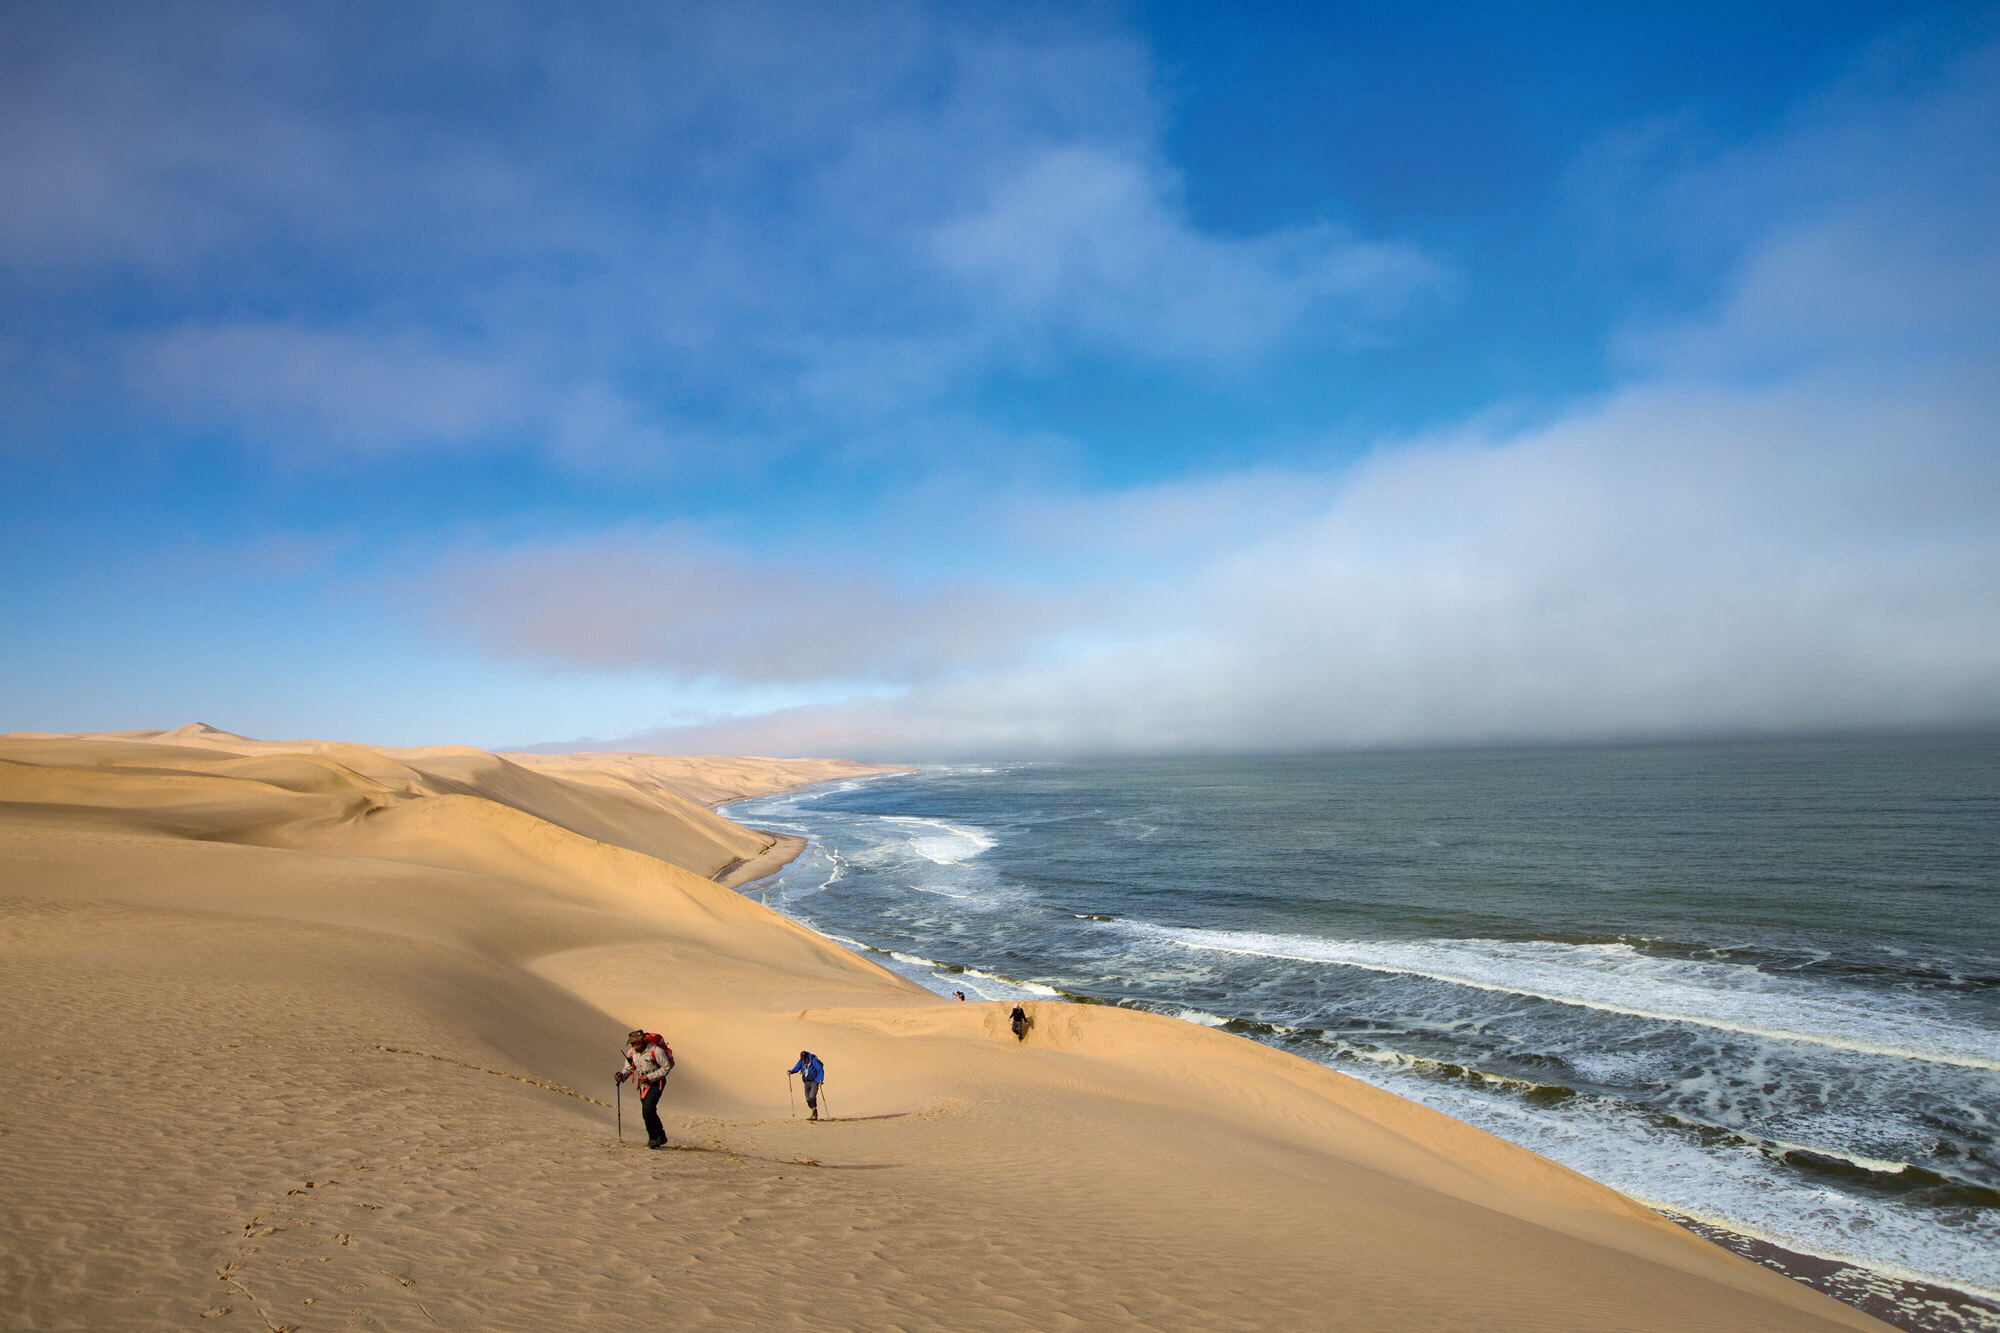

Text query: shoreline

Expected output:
[712,764,920,890]
[0,728,1894,1331]
[713,832,807,889]
[1665,1214,2000,1333]
[729,897,2000,1331]
[716,773,1996,1333]
[711,764,914,890]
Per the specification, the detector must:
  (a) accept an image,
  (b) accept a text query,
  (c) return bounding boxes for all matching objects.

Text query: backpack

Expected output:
[805,1053,824,1083]
[631,1034,672,1070]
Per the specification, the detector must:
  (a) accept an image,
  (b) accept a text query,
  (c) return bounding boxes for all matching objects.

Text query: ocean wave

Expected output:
[862,945,1063,1000]
[1648,1201,2000,1314]
[1312,1047,2000,1303]
[824,931,879,955]
[1315,1037,2000,1200]
[901,882,981,900]
[1122,923,2000,1073]
[1107,814,1162,840]
[1544,931,2000,992]
[1127,1002,1988,1199]
[1313,1036,1581,1101]
[960,966,1061,996]
[1147,1009,2000,1203]
[879,815,998,865]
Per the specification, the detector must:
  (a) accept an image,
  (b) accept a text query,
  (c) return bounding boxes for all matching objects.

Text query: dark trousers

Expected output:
[802,1079,821,1108]
[640,1081,665,1144]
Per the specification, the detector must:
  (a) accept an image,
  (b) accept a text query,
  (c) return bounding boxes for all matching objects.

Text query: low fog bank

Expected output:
[508,364,1999,762]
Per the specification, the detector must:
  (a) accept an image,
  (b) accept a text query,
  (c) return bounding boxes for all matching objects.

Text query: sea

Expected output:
[721,736,2000,1330]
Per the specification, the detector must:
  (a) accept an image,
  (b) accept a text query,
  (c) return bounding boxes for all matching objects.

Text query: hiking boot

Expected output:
[809,1108,818,1121]
[647,1137,667,1149]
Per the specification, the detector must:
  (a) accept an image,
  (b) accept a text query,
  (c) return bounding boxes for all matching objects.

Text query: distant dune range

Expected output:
[0,725,1885,1331]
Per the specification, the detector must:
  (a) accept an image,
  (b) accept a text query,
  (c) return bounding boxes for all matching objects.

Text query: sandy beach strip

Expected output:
[0,726,1891,1331]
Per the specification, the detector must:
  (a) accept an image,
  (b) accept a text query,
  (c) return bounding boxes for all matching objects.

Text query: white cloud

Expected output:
[1,2,1440,464]
[931,145,1444,362]
[1591,30,2000,379]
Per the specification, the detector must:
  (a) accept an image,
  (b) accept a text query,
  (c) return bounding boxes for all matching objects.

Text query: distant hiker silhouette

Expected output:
[1010,1005,1028,1041]
[615,1029,674,1148]
[954,990,966,1001]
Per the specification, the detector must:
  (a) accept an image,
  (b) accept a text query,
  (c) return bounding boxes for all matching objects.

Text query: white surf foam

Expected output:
[857,949,1060,1002]
[1316,1037,1571,1096]
[1125,924,2000,1072]
[880,815,999,865]
[960,967,1060,997]
[1316,1050,2000,1304]
[901,881,981,900]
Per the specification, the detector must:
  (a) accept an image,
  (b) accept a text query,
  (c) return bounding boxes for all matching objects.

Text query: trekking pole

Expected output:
[820,1089,831,1121]
[787,1072,797,1117]
[616,1079,623,1142]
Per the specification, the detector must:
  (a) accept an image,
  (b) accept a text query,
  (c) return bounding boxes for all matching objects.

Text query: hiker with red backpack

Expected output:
[616,1029,675,1149]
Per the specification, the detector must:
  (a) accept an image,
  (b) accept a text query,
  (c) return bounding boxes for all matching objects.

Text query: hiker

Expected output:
[954,990,966,1002]
[787,1050,826,1121]
[1010,1005,1027,1041]
[616,1029,675,1148]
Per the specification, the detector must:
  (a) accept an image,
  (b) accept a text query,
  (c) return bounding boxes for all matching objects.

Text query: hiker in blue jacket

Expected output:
[786,1050,826,1121]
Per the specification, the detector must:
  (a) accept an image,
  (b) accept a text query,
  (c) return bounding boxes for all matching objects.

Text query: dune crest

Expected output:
[0,727,1885,1330]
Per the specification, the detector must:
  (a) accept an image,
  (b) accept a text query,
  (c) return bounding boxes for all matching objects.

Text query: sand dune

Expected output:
[0,727,1885,1331]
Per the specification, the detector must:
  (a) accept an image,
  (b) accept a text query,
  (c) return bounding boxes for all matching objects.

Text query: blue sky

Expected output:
[4,1,1997,757]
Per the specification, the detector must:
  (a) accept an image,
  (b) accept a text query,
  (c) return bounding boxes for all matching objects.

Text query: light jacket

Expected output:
[623,1041,673,1090]
[787,1054,825,1084]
